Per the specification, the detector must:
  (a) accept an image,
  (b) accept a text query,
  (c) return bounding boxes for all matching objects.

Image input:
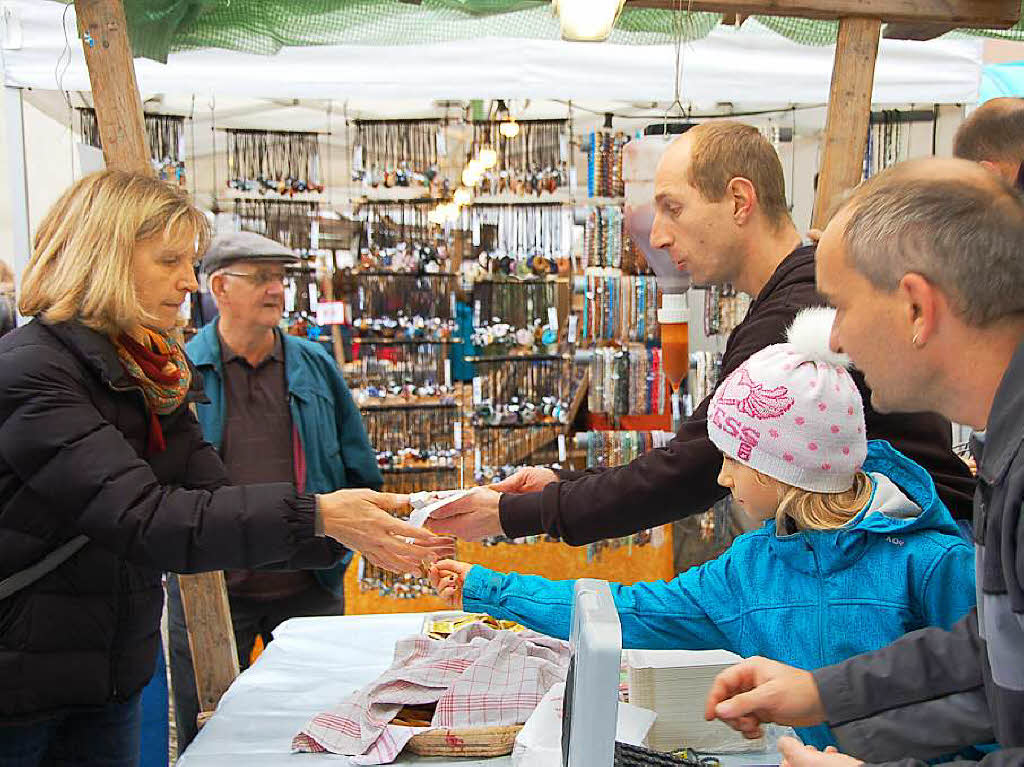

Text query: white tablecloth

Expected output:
[177,613,783,766]
[177,613,511,767]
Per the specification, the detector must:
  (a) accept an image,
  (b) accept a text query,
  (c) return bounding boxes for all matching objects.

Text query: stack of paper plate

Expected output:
[626,649,765,753]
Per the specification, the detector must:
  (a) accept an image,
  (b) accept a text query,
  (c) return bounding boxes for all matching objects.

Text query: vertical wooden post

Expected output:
[812,16,882,229]
[74,0,151,175]
[75,0,239,731]
[177,571,241,718]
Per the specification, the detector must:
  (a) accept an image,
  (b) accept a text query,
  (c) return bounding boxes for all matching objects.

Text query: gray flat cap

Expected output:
[201,231,298,275]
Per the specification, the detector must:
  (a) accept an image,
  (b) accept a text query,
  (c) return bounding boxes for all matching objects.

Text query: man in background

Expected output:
[169,232,383,750]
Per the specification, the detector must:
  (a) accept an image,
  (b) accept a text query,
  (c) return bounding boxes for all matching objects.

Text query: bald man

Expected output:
[427,122,975,547]
[954,97,1024,186]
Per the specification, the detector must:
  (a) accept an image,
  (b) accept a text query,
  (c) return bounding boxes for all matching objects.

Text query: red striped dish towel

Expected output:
[292,623,569,764]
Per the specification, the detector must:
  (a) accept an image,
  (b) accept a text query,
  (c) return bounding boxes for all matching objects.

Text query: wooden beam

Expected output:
[178,572,240,725]
[624,0,1018,27]
[812,17,881,230]
[882,22,958,40]
[74,0,151,174]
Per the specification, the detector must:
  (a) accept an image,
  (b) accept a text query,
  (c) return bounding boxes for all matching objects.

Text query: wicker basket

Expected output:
[404,724,523,757]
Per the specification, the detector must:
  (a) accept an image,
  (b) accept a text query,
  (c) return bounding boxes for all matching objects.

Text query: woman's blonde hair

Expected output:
[0,258,13,286]
[772,471,874,532]
[19,170,209,335]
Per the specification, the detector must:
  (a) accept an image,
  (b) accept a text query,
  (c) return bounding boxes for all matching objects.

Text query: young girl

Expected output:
[429,308,975,749]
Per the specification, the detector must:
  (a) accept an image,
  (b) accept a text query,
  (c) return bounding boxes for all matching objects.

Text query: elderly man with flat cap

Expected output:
[168,232,384,750]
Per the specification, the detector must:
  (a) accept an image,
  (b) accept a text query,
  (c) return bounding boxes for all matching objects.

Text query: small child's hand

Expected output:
[428,559,472,608]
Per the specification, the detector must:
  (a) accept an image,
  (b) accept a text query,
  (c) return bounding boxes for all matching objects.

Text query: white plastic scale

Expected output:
[561,579,622,767]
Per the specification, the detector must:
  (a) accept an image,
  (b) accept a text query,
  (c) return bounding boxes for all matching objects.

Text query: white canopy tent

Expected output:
[0,0,983,298]
[2,1,983,103]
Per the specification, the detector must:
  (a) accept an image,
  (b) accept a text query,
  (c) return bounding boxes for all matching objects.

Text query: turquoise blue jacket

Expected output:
[187,322,383,597]
[463,441,976,749]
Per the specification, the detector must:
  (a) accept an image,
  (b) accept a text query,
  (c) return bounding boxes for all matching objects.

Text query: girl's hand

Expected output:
[428,559,473,608]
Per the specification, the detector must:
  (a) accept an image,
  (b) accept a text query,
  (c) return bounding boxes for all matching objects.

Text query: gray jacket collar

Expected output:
[977,337,1024,484]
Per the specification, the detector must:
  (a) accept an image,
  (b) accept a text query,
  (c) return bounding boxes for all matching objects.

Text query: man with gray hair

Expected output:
[954,97,1024,187]
[704,157,1024,767]
[168,231,390,750]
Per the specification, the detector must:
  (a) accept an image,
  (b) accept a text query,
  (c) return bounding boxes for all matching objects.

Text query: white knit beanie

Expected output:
[707,307,867,493]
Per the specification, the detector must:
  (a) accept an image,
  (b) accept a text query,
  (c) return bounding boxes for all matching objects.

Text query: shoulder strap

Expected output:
[0,535,89,601]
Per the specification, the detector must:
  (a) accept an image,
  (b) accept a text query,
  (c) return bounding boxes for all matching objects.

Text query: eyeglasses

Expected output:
[220,269,288,286]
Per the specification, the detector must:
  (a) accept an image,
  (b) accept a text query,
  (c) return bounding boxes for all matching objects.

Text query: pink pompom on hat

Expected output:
[707,307,867,493]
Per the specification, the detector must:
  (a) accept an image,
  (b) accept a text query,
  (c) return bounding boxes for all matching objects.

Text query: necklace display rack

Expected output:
[224,128,323,196]
[353,119,447,193]
[79,107,187,185]
[470,120,569,197]
[864,109,915,179]
[355,199,453,273]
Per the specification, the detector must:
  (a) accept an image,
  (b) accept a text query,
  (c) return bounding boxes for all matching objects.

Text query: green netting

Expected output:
[754,16,837,46]
[107,1,718,62]
[57,0,1024,62]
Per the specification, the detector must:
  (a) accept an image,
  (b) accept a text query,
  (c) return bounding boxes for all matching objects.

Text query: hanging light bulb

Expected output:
[462,164,483,187]
[454,188,472,207]
[554,0,625,42]
[479,147,498,169]
[499,118,520,139]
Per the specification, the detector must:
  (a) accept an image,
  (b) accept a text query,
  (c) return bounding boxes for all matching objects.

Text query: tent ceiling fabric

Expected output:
[7,3,982,104]
[48,0,1024,62]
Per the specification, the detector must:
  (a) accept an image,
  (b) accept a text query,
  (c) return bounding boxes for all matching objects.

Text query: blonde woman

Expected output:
[429,310,976,751]
[0,171,451,765]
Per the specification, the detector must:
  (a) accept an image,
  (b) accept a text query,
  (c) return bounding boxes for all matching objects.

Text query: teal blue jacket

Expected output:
[463,441,976,749]
[186,322,383,596]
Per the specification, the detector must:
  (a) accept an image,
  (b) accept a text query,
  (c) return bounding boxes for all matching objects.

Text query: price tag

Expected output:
[352,144,363,173]
[558,433,567,462]
[474,448,482,476]
[569,166,578,194]
[672,392,681,423]
[284,284,296,314]
[436,129,447,157]
[454,421,463,450]
[547,306,559,334]
[473,300,482,327]
[444,358,452,389]
[450,292,457,319]
[308,281,319,311]
[310,220,320,250]
[472,217,481,247]
[559,134,569,163]
[472,376,482,406]
[567,314,578,345]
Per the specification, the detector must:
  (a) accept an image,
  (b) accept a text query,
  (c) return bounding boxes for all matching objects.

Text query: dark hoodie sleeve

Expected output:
[0,342,339,574]
[499,299,799,543]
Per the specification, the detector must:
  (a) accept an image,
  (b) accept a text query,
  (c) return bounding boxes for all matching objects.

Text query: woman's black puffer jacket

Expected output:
[0,319,343,722]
